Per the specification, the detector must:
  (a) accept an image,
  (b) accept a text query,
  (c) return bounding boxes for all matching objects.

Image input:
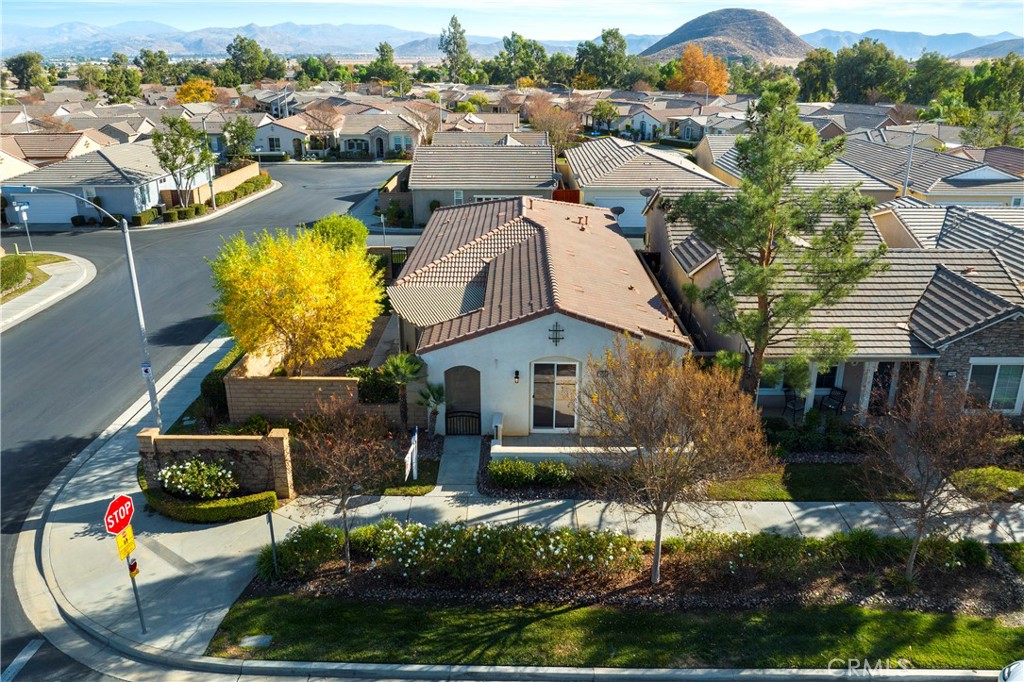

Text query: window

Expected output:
[1012,197,1023,207]
[968,361,1024,412]
[758,365,844,395]
[683,126,692,140]
[453,190,464,205]
[404,136,413,149]
[393,138,402,151]
[532,363,578,430]
[474,195,516,202]
[268,137,281,152]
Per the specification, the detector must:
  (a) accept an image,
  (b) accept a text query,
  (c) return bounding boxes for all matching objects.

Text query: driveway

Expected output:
[0,161,400,681]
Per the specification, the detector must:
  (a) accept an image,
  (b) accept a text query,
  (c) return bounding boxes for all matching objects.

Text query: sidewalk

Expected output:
[0,251,95,332]
[14,327,1022,680]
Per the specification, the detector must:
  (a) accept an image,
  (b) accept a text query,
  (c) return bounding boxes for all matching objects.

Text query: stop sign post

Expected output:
[104,494,146,633]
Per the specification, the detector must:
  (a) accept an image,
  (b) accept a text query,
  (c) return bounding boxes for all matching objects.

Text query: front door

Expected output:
[375,137,385,158]
[292,138,303,158]
[532,363,578,431]
[869,362,894,415]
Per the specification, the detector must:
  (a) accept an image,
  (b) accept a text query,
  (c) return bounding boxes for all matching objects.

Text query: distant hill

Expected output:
[395,33,663,59]
[640,8,811,62]
[953,38,1024,58]
[802,29,1022,58]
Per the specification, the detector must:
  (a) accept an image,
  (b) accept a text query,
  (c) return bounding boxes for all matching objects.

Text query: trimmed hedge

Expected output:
[138,462,276,524]
[200,344,245,419]
[194,203,208,217]
[163,209,179,222]
[131,207,160,227]
[101,213,125,227]
[215,191,235,206]
[1,254,27,290]
[71,215,87,227]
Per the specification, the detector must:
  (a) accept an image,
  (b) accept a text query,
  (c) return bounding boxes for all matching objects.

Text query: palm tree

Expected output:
[381,353,424,433]
[416,382,445,437]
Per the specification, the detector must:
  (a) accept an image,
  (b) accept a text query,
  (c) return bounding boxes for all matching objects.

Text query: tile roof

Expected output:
[338,113,421,135]
[0,131,114,160]
[701,135,893,193]
[408,146,556,190]
[565,136,724,189]
[389,197,689,352]
[841,139,1024,196]
[431,131,549,146]
[9,140,167,186]
[909,264,1022,348]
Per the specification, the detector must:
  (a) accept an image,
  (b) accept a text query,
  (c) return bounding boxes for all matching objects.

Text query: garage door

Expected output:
[591,193,648,230]
[16,194,79,224]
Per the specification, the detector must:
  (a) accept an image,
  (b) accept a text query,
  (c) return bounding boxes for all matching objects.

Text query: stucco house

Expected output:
[407,145,558,225]
[644,188,1024,419]
[0,130,118,167]
[2,140,211,224]
[563,137,725,231]
[388,197,690,437]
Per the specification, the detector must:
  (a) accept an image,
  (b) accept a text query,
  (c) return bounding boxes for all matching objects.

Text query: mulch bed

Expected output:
[243,547,1024,619]
[310,314,392,376]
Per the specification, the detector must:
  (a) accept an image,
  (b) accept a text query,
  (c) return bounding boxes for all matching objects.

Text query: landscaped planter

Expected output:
[138,462,277,523]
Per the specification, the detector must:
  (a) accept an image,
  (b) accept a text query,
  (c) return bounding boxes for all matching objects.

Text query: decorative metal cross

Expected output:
[548,322,564,346]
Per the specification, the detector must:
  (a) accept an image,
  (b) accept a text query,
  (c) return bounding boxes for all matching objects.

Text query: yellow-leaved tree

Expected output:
[665,44,729,96]
[176,77,216,103]
[210,229,382,376]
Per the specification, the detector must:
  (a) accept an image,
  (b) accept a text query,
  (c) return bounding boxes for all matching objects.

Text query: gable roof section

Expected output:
[842,139,1023,195]
[565,136,724,189]
[8,140,167,186]
[909,264,1022,348]
[701,135,893,193]
[390,197,688,352]
[431,131,549,146]
[408,146,556,190]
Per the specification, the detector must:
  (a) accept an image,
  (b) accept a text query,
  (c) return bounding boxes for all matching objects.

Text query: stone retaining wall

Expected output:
[137,427,293,498]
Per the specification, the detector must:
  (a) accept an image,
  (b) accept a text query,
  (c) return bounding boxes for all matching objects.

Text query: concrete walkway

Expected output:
[0,251,95,332]
[13,328,1023,680]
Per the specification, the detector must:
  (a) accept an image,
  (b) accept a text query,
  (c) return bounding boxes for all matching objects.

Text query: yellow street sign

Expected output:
[116,524,136,561]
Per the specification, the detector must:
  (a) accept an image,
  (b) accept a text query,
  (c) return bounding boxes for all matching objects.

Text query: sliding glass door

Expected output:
[531,363,578,431]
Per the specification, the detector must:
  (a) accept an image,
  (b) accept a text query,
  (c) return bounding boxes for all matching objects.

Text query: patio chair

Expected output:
[783,387,803,423]
[818,387,848,415]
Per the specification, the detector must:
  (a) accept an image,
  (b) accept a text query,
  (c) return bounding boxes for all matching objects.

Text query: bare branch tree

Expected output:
[296,399,401,573]
[863,373,1009,581]
[576,337,773,584]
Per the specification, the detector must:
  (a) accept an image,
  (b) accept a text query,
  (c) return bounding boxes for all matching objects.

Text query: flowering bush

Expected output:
[156,458,238,500]
[362,519,641,586]
[257,522,344,580]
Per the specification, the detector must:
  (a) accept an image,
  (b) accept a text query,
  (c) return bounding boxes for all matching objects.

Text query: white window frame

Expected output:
[453,190,464,205]
[530,361,580,433]
[967,357,1024,414]
[474,194,517,202]
[1012,197,1022,207]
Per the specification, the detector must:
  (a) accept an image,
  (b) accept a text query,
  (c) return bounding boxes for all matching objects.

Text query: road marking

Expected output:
[1,639,44,682]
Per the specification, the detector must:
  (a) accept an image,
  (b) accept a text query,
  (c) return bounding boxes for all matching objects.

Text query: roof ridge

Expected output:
[909,263,1020,348]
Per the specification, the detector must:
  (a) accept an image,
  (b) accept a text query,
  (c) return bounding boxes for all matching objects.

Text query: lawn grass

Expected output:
[996,543,1024,574]
[1,253,69,304]
[709,463,873,501]
[208,597,1022,669]
[372,458,439,496]
[951,466,1024,502]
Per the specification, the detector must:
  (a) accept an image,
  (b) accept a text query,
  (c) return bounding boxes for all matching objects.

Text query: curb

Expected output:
[129,180,282,232]
[13,332,1007,681]
[0,251,96,333]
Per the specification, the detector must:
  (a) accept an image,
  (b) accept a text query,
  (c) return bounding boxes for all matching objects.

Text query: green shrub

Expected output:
[215,191,234,206]
[71,215,87,227]
[348,523,382,556]
[762,416,792,433]
[239,413,272,435]
[101,213,125,227]
[156,458,239,500]
[199,344,244,419]
[827,528,904,568]
[179,205,197,219]
[194,203,207,216]
[257,522,344,580]
[488,458,536,488]
[996,543,1024,574]
[131,208,159,227]
[368,520,640,587]
[1,255,27,290]
[348,365,399,403]
[138,463,276,523]
[535,460,573,487]
[163,209,179,223]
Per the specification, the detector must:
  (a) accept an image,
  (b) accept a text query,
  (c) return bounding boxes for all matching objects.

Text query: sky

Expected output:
[3,0,1023,39]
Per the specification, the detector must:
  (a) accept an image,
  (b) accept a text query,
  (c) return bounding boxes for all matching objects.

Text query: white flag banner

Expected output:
[404,428,419,481]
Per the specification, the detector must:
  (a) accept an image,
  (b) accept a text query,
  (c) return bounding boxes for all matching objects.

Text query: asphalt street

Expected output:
[0,162,405,681]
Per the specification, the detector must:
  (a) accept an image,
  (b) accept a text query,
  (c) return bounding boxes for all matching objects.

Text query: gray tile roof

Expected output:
[408,146,557,190]
[9,140,167,186]
[702,135,893,193]
[431,131,549,146]
[909,264,1022,348]
[841,139,1024,196]
[565,137,724,189]
[389,197,689,352]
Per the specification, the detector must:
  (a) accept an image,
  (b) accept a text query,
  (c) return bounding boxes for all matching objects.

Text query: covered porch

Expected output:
[757,358,934,425]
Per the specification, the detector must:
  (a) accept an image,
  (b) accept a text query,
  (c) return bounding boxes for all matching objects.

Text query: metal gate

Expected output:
[445,411,481,436]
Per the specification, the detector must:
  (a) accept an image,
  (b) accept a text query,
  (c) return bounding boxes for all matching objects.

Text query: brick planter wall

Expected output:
[137,427,293,498]
[224,351,427,427]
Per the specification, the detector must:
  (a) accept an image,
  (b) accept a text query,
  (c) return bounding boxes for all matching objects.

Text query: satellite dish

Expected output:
[610,206,625,216]
[639,188,655,197]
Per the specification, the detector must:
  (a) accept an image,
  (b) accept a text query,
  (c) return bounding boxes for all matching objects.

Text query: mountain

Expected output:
[393,33,663,59]
[640,8,812,62]
[104,21,181,36]
[801,29,1022,58]
[953,38,1024,58]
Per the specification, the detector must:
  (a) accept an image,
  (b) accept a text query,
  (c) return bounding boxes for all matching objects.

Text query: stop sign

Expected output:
[104,494,134,535]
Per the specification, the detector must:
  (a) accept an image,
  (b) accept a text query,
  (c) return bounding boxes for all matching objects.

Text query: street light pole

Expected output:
[17,185,164,431]
[11,202,34,253]
[901,117,945,197]
[200,105,225,210]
